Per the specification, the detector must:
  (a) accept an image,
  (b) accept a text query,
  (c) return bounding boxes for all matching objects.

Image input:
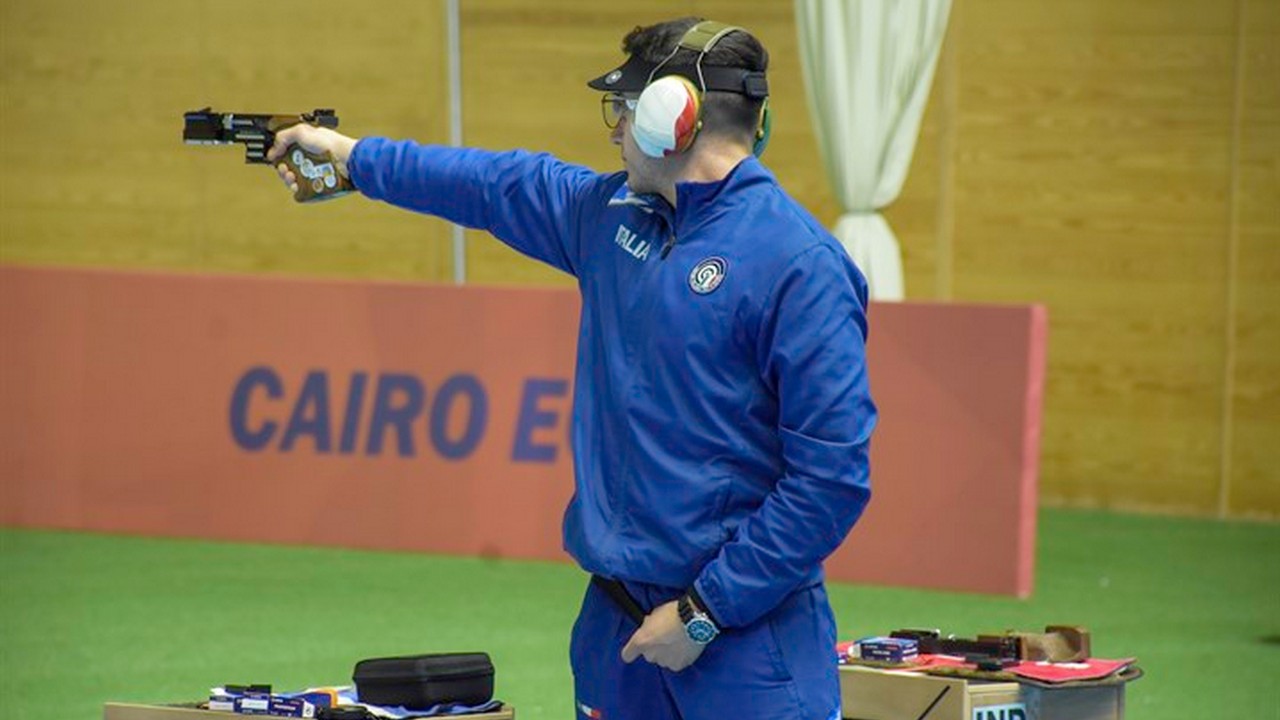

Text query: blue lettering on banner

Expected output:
[366,373,425,457]
[512,378,569,463]
[430,374,488,461]
[339,372,368,454]
[229,366,283,451]
[973,704,1027,720]
[228,367,569,463]
[281,370,332,452]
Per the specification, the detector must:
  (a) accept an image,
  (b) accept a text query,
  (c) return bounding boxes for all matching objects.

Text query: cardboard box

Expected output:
[103,703,516,720]
[1022,684,1124,720]
[840,665,1126,720]
[840,666,1023,720]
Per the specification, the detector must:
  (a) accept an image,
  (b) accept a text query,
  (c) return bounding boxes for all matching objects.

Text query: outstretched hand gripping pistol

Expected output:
[183,108,354,203]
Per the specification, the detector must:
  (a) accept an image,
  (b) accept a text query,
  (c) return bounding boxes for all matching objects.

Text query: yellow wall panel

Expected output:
[691,1,840,224]
[950,0,1237,512]
[1228,0,1280,516]
[456,1,841,288]
[1,0,1276,517]
[1,0,453,282]
[886,52,949,303]
[456,1,672,287]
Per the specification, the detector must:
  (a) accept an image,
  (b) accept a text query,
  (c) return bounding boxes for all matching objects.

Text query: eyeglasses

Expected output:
[601,93,638,129]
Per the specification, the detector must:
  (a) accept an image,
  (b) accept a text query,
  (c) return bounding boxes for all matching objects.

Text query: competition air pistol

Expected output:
[183,107,354,203]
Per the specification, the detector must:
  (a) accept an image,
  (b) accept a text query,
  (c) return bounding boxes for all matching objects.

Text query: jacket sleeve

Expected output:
[693,243,877,629]
[348,138,600,276]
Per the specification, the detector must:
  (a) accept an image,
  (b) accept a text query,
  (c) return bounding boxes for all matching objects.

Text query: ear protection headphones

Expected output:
[630,21,771,159]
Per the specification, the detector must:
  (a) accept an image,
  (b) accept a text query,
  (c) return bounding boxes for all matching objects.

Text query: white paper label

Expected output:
[973,704,1027,720]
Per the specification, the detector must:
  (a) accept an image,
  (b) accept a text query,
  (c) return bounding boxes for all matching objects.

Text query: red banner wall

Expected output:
[0,265,1045,596]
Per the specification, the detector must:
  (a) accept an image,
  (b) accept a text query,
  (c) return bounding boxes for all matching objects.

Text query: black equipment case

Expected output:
[353,653,494,709]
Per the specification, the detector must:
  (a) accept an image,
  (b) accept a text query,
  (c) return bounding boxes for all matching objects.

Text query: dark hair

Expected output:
[622,17,769,145]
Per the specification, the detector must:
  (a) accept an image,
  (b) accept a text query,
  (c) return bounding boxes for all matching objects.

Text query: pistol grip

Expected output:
[281,144,354,203]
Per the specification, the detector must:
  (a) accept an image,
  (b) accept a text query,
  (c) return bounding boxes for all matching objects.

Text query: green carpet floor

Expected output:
[2,508,1277,719]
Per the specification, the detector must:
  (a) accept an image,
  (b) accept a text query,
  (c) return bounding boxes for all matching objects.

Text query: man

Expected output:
[269,17,875,720]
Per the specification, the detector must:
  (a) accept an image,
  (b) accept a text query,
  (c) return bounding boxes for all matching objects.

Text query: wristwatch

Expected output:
[678,591,720,645]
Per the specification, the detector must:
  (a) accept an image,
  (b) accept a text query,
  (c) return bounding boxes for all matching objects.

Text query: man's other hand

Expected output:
[620,600,707,672]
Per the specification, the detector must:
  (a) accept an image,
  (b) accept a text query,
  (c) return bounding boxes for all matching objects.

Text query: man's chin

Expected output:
[624,175,654,196]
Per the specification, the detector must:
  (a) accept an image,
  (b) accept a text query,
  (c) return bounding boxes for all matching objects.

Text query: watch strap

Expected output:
[687,587,721,630]
[678,593,696,624]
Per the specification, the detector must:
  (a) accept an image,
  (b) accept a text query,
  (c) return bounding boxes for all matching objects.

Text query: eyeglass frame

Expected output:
[601,92,639,129]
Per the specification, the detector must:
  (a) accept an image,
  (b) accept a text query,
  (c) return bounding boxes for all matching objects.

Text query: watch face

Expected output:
[687,617,718,644]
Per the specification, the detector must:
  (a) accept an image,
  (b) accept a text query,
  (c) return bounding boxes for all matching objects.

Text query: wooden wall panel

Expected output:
[456,1,691,287]
[1,0,1275,517]
[456,1,843,288]
[690,1,840,226]
[951,0,1237,512]
[885,39,950,303]
[0,0,452,282]
[1229,0,1280,517]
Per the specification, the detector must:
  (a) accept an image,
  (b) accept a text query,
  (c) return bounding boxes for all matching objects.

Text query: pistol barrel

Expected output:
[183,108,342,163]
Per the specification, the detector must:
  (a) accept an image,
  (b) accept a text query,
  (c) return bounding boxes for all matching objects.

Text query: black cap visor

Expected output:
[587,55,768,98]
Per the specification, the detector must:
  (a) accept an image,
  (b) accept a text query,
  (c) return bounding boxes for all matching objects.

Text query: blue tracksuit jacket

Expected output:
[349,140,876,630]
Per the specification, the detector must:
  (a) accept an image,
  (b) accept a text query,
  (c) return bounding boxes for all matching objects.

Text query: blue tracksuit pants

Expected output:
[569,579,842,720]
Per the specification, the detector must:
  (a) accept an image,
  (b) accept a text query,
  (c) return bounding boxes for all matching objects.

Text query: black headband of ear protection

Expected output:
[586,41,768,98]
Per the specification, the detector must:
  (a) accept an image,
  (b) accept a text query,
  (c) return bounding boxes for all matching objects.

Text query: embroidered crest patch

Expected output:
[689,257,728,295]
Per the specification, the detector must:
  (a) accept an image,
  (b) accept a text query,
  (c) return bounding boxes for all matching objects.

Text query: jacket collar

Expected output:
[608,156,773,235]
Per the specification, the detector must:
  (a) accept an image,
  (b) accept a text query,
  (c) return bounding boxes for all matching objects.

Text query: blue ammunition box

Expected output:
[857,636,919,663]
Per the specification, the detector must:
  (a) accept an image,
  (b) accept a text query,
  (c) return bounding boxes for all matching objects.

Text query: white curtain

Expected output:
[795,0,952,300]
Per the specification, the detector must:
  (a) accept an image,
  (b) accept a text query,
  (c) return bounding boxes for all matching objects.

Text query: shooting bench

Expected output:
[840,665,1130,720]
[102,702,515,720]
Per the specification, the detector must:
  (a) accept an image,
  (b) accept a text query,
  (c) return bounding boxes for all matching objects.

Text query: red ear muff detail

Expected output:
[632,75,703,158]
[671,88,701,153]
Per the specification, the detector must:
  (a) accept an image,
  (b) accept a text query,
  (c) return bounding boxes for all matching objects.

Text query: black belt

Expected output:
[590,575,647,624]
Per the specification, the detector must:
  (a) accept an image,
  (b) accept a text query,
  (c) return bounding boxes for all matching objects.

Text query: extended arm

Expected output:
[268,125,596,275]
